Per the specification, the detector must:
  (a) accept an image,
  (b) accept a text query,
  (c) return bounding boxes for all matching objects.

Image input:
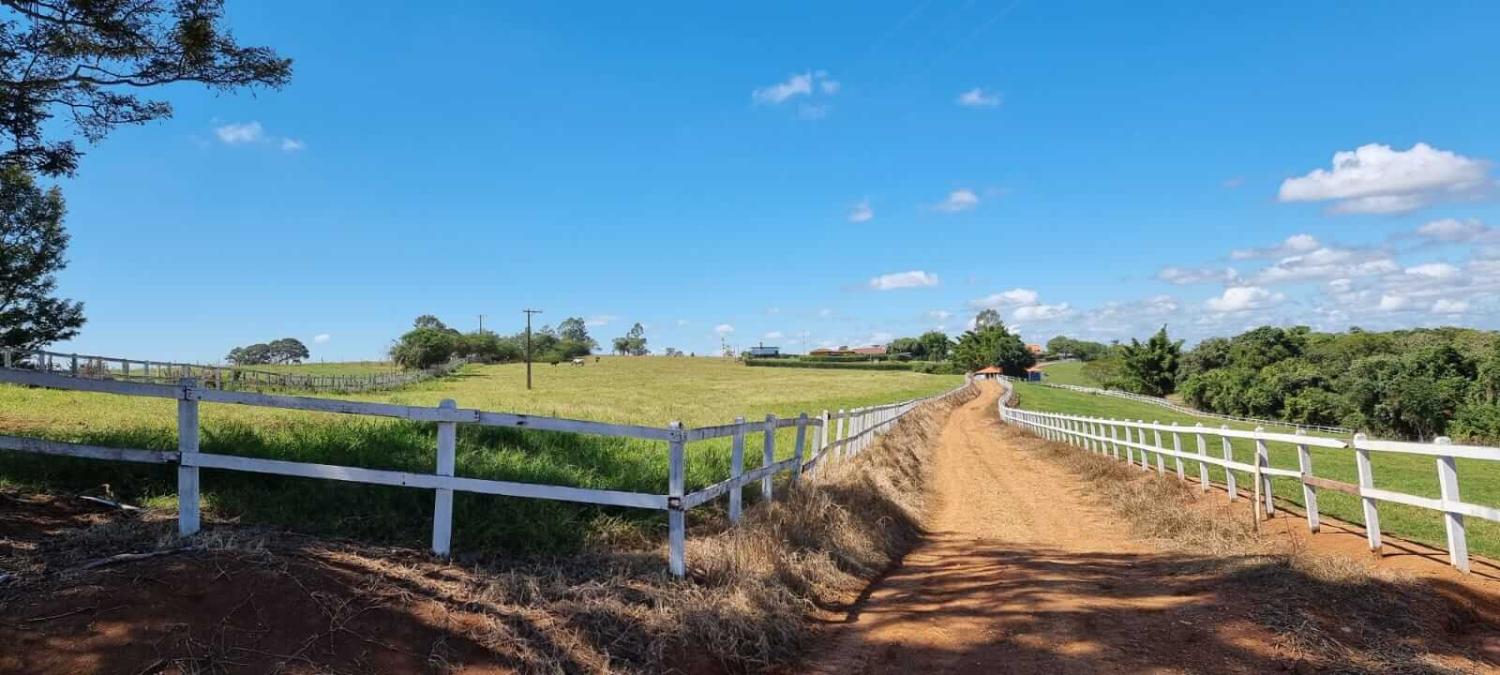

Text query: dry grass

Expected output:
[1,386,977,674]
[1003,422,1493,674]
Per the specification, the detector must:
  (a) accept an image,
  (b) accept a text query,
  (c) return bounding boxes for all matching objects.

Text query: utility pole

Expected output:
[523,309,543,390]
[478,314,485,334]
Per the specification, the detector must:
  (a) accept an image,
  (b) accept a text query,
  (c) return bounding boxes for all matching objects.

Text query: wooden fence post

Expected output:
[177,377,201,537]
[1194,423,1209,492]
[762,414,777,500]
[2,348,10,368]
[1221,427,1237,501]
[1435,437,1469,573]
[1254,427,1274,517]
[792,413,808,485]
[432,399,458,557]
[1171,423,1185,480]
[1295,428,1320,533]
[818,410,830,473]
[1354,433,1381,552]
[668,421,687,578]
[834,409,846,459]
[70,353,78,377]
[1152,423,1165,475]
[1109,421,1121,460]
[729,417,746,523]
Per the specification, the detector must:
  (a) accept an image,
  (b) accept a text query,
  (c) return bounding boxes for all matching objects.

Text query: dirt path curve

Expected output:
[804,381,1284,674]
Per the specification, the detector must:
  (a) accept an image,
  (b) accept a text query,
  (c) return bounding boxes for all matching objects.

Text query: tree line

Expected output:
[1060,325,1500,443]
[875,309,1039,376]
[386,315,670,369]
[225,338,311,365]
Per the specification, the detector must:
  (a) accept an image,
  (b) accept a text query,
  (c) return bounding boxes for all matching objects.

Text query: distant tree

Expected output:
[1117,326,1182,396]
[390,327,458,370]
[226,343,271,365]
[952,322,1034,376]
[413,315,451,332]
[974,308,1002,329]
[267,337,309,364]
[0,165,84,353]
[0,0,293,177]
[664,347,684,357]
[888,336,921,357]
[1045,335,1109,361]
[918,330,951,361]
[613,322,647,356]
[459,330,522,363]
[556,317,596,349]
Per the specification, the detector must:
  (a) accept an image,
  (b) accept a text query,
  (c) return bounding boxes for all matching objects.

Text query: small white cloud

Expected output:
[1013,303,1071,321]
[714,323,735,336]
[585,315,619,327]
[280,138,306,152]
[927,309,953,321]
[1431,298,1469,314]
[1231,234,1321,260]
[1416,218,1489,242]
[753,72,813,104]
[215,121,264,145]
[869,270,939,290]
[1405,262,1461,280]
[764,331,784,340]
[1157,266,1240,285]
[1278,143,1491,214]
[1378,294,1410,311]
[934,189,980,213]
[972,288,1039,308]
[955,87,1001,108]
[848,199,874,223]
[819,78,840,95]
[1206,286,1284,313]
[313,333,331,344]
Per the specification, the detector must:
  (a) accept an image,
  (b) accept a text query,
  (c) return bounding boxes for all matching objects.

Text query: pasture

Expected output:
[1011,382,1500,559]
[1033,359,1099,387]
[0,357,962,553]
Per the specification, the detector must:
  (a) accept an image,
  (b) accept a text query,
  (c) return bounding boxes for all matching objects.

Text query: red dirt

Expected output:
[802,381,1500,673]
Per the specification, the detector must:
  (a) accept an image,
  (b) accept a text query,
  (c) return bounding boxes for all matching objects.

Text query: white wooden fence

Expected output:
[0,348,462,393]
[0,365,972,577]
[997,382,1499,573]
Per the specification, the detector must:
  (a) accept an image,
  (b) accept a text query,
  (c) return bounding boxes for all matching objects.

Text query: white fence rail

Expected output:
[0,365,972,576]
[1021,373,1351,434]
[0,348,463,393]
[997,384,1498,573]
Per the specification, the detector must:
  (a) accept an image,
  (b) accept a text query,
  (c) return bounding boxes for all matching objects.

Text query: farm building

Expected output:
[1026,344,1044,357]
[973,365,1004,380]
[747,344,780,358]
[1026,366,1044,381]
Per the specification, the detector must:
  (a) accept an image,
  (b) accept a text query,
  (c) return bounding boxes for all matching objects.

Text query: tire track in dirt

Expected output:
[804,381,1290,674]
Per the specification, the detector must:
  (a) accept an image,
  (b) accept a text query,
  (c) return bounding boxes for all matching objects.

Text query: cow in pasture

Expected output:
[571,358,585,366]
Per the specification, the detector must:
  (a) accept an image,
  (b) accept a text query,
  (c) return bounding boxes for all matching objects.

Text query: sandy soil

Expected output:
[803,381,1500,674]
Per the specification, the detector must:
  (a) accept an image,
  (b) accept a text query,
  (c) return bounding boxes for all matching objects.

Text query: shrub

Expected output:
[390,327,458,370]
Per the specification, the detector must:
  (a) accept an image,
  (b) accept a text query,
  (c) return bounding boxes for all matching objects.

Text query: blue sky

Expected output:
[44,1,1500,361]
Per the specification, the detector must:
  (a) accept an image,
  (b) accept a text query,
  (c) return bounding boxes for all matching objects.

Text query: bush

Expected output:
[460,331,522,363]
[390,327,458,370]
[744,359,917,371]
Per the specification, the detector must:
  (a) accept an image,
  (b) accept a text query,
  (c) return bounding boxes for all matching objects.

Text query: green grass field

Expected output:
[1034,360,1099,387]
[0,357,963,553]
[1010,382,1500,560]
[246,361,405,376]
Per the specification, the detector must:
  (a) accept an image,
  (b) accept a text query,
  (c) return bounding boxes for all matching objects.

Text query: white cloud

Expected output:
[927,309,953,321]
[955,87,1001,108]
[1205,286,1284,313]
[1432,298,1469,314]
[1157,265,1239,285]
[753,71,838,106]
[1231,234,1321,260]
[848,199,874,223]
[1253,245,1399,284]
[1416,218,1489,242]
[869,270,939,290]
[585,315,618,327]
[1278,143,1491,214]
[1404,262,1461,281]
[1013,303,1071,321]
[215,121,264,145]
[971,288,1039,308]
[714,324,735,336]
[764,331,784,340]
[313,333,331,344]
[1378,294,1410,312]
[934,189,979,213]
[280,138,305,152]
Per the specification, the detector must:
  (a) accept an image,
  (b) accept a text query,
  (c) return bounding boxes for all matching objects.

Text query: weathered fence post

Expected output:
[1435,437,1469,573]
[1194,423,1210,492]
[177,377,202,537]
[762,414,777,500]
[791,413,808,485]
[2,348,10,368]
[818,410,830,472]
[70,353,78,377]
[1295,428,1320,533]
[668,421,687,578]
[1171,423,1185,480]
[432,399,458,557]
[1221,427,1237,501]
[834,409,846,459]
[1152,423,1165,475]
[729,417,746,523]
[1354,433,1381,552]
[1254,427,1274,517]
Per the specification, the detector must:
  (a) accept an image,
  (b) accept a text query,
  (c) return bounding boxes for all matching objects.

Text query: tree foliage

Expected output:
[613,322,647,356]
[1117,326,1182,396]
[952,322,1034,376]
[1044,335,1109,361]
[0,164,83,352]
[0,0,293,176]
[225,337,308,365]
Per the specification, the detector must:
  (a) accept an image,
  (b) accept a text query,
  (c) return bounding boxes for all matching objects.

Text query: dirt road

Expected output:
[805,381,1312,673]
